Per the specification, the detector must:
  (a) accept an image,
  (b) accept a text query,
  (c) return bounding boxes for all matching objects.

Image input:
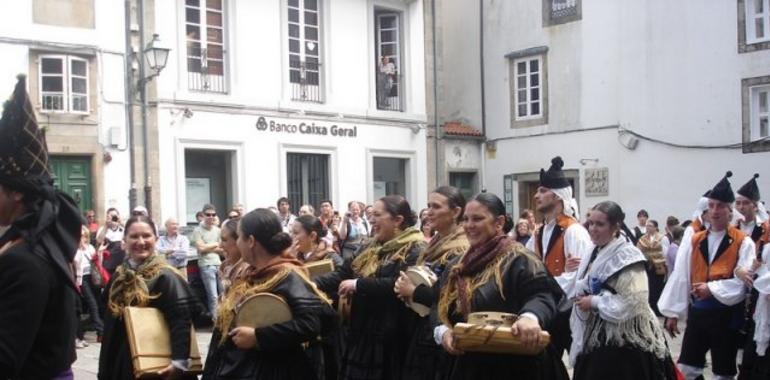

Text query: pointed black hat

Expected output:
[737,173,761,202]
[707,171,735,204]
[0,74,51,186]
[539,156,570,189]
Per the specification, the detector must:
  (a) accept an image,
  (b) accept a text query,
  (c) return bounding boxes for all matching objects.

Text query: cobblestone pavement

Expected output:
[73,320,715,379]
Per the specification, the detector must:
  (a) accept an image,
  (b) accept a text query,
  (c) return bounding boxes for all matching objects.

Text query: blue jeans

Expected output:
[199,265,222,319]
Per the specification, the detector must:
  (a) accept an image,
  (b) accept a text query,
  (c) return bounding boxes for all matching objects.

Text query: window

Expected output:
[449,172,476,201]
[288,0,323,103]
[751,85,770,141]
[514,56,542,120]
[747,0,770,44]
[39,55,89,113]
[287,153,329,211]
[543,0,581,26]
[373,157,406,198]
[375,10,403,111]
[185,0,226,93]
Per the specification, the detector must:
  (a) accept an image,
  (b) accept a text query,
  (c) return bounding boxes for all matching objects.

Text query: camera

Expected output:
[111,215,119,222]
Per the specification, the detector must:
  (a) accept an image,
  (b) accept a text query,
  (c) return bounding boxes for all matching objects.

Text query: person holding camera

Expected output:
[96,208,124,247]
[338,201,370,260]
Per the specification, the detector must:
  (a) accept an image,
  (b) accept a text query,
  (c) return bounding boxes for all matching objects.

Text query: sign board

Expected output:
[255,116,358,138]
[584,168,609,197]
[186,177,211,223]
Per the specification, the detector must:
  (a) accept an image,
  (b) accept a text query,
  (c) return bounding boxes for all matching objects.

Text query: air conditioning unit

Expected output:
[109,127,123,147]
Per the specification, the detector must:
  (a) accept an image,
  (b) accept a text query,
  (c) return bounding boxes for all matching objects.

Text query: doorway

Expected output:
[50,156,92,215]
[184,149,234,224]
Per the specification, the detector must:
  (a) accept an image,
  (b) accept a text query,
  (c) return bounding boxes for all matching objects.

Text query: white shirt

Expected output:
[73,245,95,286]
[707,230,727,263]
[526,217,592,297]
[739,218,758,236]
[658,228,756,320]
[98,225,124,243]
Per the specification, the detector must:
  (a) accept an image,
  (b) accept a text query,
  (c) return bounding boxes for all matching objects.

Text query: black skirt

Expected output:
[574,345,677,380]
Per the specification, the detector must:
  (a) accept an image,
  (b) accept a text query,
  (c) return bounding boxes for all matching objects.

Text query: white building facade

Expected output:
[440,0,770,222]
[0,0,131,219]
[151,0,428,223]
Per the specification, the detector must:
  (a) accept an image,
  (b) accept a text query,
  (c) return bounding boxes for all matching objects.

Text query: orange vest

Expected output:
[690,218,704,233]
[759,221,770,261]
[534,214,577,277]
[690,226,746,284]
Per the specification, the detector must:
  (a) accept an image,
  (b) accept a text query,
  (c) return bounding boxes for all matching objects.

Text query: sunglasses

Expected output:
[204,212,217,217]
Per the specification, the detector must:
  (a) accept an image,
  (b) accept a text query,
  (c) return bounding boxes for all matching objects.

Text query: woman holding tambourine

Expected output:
[202,208,337,380]
[434,193,569,379]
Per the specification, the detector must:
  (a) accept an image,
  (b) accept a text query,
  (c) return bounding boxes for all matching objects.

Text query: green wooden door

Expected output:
[50,157,92,214]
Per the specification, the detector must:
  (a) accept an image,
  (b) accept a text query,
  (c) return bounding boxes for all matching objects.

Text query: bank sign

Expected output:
[255,116,358,138]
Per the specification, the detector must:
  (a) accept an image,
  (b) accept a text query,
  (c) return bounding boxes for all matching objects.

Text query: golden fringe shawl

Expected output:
[351,228,424,278]
[107,253,177,316]
[418,226,469,267]
[215,267,332,344]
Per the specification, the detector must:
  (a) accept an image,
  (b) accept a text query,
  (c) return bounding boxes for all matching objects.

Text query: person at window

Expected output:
[637,219,666,316]
[218,218,249,294]
[659,171,756,380]
[394,186,470,380]
[513,218,532,245]
[571,201,676,379]
[299,204,316,217]
[377,56,396,108]
[98,216,200,380]
[434,192,568,379]
[339,201,371,260]
[526,156,591,355]
[0,75,84,379]
[277,197,297,234]
[74,225,102,346]
[314,195,427,379]
[157,218,191,281]
[202,209,337,380]
[192,204,224,320]
[632,209,650,245]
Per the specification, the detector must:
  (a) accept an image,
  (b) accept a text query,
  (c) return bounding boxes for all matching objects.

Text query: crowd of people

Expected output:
[2,75,770,380]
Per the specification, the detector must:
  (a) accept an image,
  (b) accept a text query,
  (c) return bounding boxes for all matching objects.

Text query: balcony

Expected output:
[187,48,227,93]
[550,0,579,21]
[376,73,403,112]
[290,60,323,103]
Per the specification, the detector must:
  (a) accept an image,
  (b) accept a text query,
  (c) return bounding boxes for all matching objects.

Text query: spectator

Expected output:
[84,209,99,246]
[338,201,371,259]
[191,204,223,320]
[632,209,649,243]
[96,207,123,247]
[319,200,335,228]
[195,211,205,224]
[665,225,685,277]
[364,204,374,221]
[131,205,149,217]
[513,218,532,245]
[156,218,191,280]
[277,197,297,234]
[299,204,315,217]
[637,219,665,316]
[73,225,101,347]
[231,203,245,216]
[419,208,433,242]
[660,216,680,258]
[226,209,241,221]
[377,56,397,108]
[520,208,538,232]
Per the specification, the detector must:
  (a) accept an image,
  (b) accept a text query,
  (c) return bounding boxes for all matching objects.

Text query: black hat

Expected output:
[737,173,761,202]
[0,75,51,184]
[707,171,735,204]
[539,156,570,189]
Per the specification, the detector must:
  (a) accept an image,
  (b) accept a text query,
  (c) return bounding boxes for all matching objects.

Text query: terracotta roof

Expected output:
[443,121,483,137]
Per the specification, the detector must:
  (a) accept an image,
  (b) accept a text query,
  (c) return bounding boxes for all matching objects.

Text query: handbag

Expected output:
[90,251,111,287]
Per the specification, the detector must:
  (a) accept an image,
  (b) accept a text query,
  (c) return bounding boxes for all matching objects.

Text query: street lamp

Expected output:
[141,34,170,83]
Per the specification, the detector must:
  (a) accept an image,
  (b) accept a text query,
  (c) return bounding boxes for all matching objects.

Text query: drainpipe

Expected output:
[432,0,440,186]
[138,0,153,215]
[479,0,487,191]
[125,0,137,211]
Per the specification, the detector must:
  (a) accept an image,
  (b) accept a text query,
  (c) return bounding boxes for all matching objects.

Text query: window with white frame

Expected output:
[185,0,226,93]
[375,10,403,112]
[746,0,770,44]
[751,85,770,141]
[513,56,543,120]
[288,0,323,103]
[39,55,89,113]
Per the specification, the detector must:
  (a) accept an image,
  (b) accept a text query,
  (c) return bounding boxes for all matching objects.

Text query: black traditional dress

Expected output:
[436,235,569,380]
[402,227,468,380]
[314,228,426,380]
[203,260,337,380]
[570,237,676,380]
[98,258,200,380]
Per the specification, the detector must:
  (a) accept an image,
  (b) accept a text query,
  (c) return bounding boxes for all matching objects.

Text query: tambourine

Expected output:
[235,293,292,328]
[452,311,551,355]
[405,265,438,317]
[304,259,335,277]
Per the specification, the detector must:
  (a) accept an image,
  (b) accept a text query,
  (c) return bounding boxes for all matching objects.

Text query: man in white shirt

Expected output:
[659,171,756,380]
[276,197,296,234]
[156,218,190,280]
[525,156,590,356]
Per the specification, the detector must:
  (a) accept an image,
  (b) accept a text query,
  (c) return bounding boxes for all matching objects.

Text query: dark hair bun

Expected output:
[404,211,417,228]
[268,232,293,254]
[503,214,514,234]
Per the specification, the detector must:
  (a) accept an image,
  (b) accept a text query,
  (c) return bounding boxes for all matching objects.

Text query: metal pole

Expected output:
[138,0,152,216]
[479,0,487,190]
[125,0,137,211]
[432,0,440,186]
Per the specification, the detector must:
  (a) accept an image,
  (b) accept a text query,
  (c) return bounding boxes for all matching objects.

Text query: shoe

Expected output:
[75,339,87,349]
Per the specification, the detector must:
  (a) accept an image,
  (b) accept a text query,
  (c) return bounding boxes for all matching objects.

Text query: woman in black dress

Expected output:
[435,193,568,380]
[98,215,200,380]
[314,195,427,380]
[202,208,337,380]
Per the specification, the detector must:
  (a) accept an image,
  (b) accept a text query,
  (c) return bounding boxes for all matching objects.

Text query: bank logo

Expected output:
[256,117,268,131]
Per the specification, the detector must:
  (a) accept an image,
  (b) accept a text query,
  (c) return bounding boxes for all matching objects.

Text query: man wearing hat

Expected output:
[525,156,591,354]
[659,172,757,380]
[734,174,767,244]
[0,76,84,378]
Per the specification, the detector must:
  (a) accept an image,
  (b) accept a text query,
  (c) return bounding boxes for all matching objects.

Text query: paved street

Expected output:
[72,320,715,379]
